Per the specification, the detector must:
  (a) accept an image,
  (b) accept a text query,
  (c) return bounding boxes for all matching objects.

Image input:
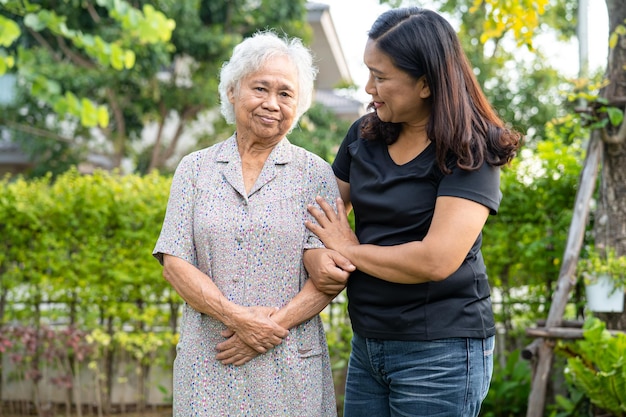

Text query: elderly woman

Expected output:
[153,31,350,416]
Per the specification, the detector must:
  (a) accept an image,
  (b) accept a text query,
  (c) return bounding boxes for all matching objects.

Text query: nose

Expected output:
[364,73,376,96]
[263,93,280,110]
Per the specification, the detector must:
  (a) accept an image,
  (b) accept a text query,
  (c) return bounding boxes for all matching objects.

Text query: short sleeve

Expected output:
[438,163,502,215]
[304,154,340,250]
[152,153,200,266]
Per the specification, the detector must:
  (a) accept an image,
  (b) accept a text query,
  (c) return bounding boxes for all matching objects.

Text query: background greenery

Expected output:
[0,109,604,416]
[1,0,624,416]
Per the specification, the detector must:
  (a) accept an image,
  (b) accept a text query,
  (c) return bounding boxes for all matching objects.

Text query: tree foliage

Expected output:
[288,103,353,163]
[0,0,175,127]
[1,0,585,175]
[481,112,587,341]
[0,0,310,175]
[419,0,580,142]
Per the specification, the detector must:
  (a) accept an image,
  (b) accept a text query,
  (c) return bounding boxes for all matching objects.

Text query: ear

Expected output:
[227,87,235,104]
[419,78,431,99]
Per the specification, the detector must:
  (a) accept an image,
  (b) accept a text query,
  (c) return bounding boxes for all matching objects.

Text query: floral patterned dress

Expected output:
[153,135,339,416]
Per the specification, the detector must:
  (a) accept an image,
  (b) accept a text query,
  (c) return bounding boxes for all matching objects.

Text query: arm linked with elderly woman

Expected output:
[301,7,523,417]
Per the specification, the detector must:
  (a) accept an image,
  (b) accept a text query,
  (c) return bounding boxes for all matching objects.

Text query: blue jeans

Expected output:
[343,333,495,417]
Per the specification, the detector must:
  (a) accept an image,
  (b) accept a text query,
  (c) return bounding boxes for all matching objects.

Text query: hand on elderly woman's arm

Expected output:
[303,248,355,295]
[162,254,289,354]
[305,196,360,256]
[306,195,491,284]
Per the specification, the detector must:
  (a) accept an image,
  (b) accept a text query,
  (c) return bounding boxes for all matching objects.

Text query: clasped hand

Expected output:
[216,306,286,366]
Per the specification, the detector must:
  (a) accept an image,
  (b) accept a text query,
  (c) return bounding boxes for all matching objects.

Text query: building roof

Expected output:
[306,2,364,120]
[306,2,352,90]
[0,133,31,175]
[315,89,365,121]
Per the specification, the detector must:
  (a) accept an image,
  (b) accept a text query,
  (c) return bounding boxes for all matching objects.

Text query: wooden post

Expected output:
[525,132,603,417]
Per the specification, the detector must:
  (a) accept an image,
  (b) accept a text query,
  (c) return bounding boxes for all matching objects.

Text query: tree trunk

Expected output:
[594,0,626,331]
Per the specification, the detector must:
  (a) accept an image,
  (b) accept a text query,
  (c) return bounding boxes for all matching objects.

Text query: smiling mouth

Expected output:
[258,115,279,123]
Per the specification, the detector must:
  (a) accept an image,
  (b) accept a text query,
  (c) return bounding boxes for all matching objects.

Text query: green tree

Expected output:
[421,0,578,142]
[288,103,352,163]
[0,0,310,176]
[0,0,175,169]
[591,0,626,332]
[482,114,587,349]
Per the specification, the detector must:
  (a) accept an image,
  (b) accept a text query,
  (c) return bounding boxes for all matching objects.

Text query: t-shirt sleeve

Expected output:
[331,118,362,182]
[438,162,502,215]
[152,153,199,266]
[304,155,341,250]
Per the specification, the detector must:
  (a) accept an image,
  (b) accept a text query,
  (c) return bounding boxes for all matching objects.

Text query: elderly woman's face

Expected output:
[229,55,299,143]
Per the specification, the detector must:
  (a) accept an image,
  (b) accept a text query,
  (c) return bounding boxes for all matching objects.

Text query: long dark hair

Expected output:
[361,7,522,173]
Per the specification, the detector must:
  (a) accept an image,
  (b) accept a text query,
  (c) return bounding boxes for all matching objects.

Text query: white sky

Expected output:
[316,0,610,96]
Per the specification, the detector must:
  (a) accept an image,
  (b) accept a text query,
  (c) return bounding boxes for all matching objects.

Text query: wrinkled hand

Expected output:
[227,306,288,353]
[215,329,260,366]
[304,248,354,295]
[306,196,360,254]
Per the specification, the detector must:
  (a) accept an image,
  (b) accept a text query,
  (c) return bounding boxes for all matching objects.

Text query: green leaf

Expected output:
[606,106,624,127]
[110,43,124,70]
[0,54,15,74]
[23,13,45,31]
[124,50,135,69]
[0,15,21,46]
[80,98,98,127]
[610,32,619,49]
[47,78,61,95]
[65,91,80,113]
[97,105,109,128]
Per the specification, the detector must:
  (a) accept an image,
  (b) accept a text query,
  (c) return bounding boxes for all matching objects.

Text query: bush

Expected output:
[0,168,178,413]
[480,349,532,416]
[556,317,626,416]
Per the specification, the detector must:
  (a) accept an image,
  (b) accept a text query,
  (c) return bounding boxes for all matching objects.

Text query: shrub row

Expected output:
[0,168,178,413]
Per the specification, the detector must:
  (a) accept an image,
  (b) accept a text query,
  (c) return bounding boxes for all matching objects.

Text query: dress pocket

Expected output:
[294,315,325,359]
[298,346,323,358]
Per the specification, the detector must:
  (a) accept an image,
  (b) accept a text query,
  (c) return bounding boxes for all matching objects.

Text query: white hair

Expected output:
[218,30,318,131]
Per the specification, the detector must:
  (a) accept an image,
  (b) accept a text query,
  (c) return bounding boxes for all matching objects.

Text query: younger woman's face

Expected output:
[363,38,431,125]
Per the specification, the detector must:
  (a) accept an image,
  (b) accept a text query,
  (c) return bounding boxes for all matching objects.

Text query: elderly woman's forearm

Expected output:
[272,279,336,329]
[162,254,289,349]
[162,254,240,322]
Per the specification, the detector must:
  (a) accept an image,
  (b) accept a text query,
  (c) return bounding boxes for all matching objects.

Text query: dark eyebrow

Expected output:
[367,65,384,76]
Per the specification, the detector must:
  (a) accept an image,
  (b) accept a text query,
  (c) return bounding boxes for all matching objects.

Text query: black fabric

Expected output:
[332,117,500,340]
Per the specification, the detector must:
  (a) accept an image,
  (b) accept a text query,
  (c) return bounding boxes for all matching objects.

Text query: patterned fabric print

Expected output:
[154,135,339,417]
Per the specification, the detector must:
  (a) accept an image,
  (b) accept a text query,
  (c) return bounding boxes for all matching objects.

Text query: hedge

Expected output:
[0,168,179,414]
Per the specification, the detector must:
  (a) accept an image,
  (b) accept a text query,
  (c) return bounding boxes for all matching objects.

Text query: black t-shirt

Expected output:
[332,117,500,340]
